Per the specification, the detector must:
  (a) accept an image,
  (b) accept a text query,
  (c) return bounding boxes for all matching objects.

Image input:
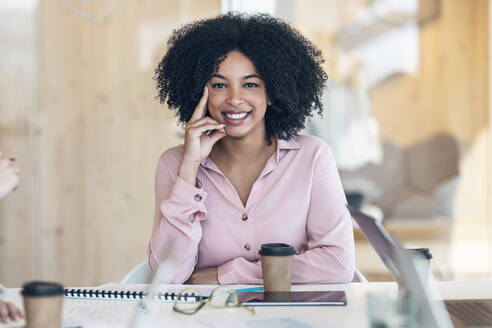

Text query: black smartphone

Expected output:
[237,290,347,306]
[204,108,216,135]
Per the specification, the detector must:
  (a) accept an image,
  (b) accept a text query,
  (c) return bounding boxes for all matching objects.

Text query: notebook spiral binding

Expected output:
[64,288,198,302]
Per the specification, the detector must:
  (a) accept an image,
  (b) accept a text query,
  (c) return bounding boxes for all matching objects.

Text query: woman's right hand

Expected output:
[178,87,226,185]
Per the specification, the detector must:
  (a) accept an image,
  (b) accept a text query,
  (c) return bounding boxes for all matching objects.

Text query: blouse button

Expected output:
[244,243,251,251]
[242,213,248,221]
[194,194,202,202]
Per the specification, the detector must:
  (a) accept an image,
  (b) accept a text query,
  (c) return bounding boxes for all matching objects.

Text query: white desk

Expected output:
[2,281,492,328]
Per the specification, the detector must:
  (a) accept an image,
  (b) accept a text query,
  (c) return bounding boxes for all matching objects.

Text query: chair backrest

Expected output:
[122,261,367,284]
[352,268,368,282]
[121,261,154,284]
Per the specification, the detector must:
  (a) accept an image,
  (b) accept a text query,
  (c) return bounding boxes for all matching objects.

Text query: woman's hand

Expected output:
[0,153,20,200]
[185,267,219,285]
[178,87,226,185]
[0,300,23,324]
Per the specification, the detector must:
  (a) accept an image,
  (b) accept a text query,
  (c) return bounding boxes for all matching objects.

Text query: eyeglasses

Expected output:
[173,286,255,315]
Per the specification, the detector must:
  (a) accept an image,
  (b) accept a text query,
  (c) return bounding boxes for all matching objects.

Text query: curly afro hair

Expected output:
[154,13,327,141]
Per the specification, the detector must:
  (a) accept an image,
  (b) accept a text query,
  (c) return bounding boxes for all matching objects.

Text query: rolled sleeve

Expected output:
[218,258,263,285]
[291,145,355,283]
[217,260,238,284]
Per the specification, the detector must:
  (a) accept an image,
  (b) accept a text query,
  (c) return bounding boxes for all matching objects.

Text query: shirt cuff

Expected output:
[0,283,5,300]
[218,259,238,284]
[163,176,208,221]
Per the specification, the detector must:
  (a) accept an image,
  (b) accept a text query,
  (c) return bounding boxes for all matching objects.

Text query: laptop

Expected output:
[348,205,492,328]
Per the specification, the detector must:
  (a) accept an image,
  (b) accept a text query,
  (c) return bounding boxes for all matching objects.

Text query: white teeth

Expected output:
[225,112,248,119]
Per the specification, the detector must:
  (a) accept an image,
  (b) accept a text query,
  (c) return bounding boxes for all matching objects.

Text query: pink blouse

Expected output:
[147,135,355,284]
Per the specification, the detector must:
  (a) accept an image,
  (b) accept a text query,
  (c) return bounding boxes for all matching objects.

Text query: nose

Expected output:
[226,87,244,107]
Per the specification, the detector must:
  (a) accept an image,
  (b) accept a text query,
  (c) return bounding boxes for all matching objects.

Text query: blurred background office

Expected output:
[0,0,490,287]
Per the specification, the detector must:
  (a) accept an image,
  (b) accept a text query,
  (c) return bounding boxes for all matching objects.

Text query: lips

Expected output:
[222,110,251,125]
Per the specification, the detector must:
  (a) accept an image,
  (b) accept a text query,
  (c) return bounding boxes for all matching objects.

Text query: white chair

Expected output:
[352,268,368,282]
[122,261,367,283]
[121,261,154,284]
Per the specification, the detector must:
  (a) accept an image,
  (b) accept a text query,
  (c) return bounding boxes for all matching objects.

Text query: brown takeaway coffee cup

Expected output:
[259,243,296,292]
[21,281,64,328]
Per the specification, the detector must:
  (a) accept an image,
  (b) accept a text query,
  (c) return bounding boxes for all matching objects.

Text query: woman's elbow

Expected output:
[339,262,355,283]
[336,251,355,283]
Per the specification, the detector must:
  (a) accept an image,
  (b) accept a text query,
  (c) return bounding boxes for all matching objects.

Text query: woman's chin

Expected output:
[223,130,247,139]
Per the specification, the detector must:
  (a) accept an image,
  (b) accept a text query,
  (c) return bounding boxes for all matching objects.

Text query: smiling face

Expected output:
[207,50,269,141]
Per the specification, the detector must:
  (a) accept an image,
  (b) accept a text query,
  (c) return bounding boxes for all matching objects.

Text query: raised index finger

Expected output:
[189,86,208,123]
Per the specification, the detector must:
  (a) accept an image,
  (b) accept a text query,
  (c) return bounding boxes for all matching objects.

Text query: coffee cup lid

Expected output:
[21,281,64,297]
[259,243,296,256]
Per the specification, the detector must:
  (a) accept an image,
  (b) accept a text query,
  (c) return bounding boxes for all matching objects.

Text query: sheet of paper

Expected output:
[196,317,339,328]
[64,299,139,328]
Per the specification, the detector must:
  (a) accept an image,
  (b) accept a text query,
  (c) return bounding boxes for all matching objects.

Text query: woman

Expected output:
[148,13,354,284]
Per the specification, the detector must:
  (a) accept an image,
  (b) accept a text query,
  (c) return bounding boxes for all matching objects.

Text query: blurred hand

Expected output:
[0,153,20,199]
[185,267,219,285]
[0,300,23,324]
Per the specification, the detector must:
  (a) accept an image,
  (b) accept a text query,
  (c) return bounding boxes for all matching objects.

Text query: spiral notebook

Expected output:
[62,284,214,327]
[64,284,202,303]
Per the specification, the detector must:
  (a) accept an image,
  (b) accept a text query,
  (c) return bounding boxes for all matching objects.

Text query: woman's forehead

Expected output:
[214,51,260,78]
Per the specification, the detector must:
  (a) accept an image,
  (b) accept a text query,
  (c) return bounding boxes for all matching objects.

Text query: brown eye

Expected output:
[244,83,258,88]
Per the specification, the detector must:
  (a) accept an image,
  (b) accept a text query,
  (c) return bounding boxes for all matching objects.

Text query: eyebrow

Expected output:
[210,74,261,80]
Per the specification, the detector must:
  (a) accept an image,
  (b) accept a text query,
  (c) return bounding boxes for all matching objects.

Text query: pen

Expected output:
[234,286,264,293]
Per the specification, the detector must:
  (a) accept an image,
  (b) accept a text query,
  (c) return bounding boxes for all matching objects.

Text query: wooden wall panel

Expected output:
[0,3,36,287]
[37,0,220,286]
